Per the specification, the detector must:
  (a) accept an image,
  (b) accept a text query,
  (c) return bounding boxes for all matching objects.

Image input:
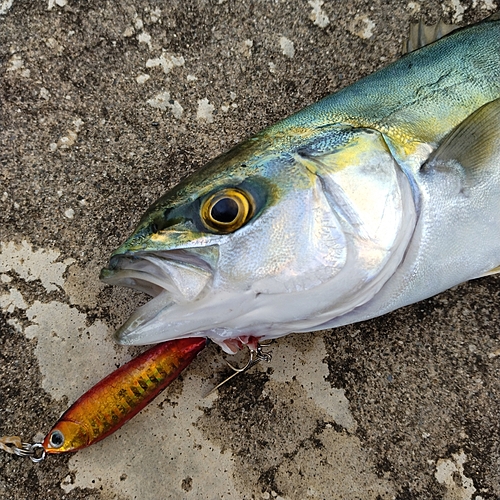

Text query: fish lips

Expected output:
[100,249,214,344]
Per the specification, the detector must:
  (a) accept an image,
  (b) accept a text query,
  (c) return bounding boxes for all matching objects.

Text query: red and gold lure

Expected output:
[42,337,206,455]
[0,337,206,460]
[0,337,273,462]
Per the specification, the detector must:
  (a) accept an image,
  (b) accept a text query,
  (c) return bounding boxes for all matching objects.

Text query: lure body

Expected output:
[42,337,206,453]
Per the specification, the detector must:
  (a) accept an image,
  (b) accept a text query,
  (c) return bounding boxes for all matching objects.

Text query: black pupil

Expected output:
[50,430,64,447]
[211,197,239,223]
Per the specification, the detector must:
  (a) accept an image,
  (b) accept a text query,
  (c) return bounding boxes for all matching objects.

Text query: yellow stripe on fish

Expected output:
[100,15,500,354]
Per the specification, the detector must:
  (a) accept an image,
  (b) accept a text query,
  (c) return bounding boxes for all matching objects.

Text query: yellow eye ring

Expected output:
[201,188,254,233]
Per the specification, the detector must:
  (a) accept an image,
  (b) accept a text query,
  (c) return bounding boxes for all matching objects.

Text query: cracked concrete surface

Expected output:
[1,1,499,499]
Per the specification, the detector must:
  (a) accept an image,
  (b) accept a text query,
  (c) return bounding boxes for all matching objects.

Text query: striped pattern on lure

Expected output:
[42,338,206,454]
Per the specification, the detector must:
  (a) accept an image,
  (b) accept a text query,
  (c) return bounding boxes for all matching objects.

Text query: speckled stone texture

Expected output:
[1,1,499,499]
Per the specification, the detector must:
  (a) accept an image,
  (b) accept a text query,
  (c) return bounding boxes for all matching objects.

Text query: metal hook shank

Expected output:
[205,342,273,396]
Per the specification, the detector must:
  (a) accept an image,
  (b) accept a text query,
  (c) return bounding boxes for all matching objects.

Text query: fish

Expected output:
[42,338,206,454]
[100,15,500,355]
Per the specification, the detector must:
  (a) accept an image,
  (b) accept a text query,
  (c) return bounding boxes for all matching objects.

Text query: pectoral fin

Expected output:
[422,98,500,281]
[422,98,500,174]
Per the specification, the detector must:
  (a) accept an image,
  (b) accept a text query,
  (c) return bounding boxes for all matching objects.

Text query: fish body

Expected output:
[101,16,500,353]
[42,338,206,453]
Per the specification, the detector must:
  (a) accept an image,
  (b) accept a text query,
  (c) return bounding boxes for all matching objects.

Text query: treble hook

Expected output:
[206,341,273,396]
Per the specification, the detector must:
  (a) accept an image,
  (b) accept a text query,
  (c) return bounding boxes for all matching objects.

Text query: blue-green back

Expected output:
[277,18,500,148]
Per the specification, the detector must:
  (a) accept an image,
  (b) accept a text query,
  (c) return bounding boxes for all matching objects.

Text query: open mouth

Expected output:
[100,250,214,344]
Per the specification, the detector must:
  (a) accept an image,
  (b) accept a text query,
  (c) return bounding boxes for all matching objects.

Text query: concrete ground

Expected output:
[1,1,499,499]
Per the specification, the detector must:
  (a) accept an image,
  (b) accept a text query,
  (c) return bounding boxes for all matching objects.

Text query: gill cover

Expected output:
[103,125,416,350]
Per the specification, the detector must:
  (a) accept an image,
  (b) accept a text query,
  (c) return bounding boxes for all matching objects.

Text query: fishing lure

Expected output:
[3,14,498,464]
[0,337,206,461]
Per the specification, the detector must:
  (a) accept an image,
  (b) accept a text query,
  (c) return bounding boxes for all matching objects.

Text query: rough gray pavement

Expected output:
[1,1,499,499]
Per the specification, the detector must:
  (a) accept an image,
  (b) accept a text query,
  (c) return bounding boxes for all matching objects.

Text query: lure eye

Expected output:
[49,429,65,449]
[201,188,254,233]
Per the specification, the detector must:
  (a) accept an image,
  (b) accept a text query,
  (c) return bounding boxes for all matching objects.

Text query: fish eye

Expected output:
[201,188,254,233]
[49,429,65,449]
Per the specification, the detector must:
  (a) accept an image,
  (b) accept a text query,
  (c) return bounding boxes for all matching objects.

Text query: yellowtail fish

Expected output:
[101,15,500,354]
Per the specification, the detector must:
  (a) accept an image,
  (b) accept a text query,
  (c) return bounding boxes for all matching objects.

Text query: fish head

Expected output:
[43,420,90,453]
[101,125,416,352]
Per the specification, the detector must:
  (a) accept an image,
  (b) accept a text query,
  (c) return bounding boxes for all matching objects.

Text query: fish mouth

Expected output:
[100,249,215,344]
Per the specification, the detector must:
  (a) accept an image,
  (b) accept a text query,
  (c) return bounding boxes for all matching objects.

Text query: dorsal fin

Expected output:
[403,12,500,54]
[403,18,458,54]
[484,11,500,21]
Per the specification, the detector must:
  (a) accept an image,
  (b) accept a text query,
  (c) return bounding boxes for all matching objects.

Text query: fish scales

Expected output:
[99,16,500,354]
[278,20,500,148]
